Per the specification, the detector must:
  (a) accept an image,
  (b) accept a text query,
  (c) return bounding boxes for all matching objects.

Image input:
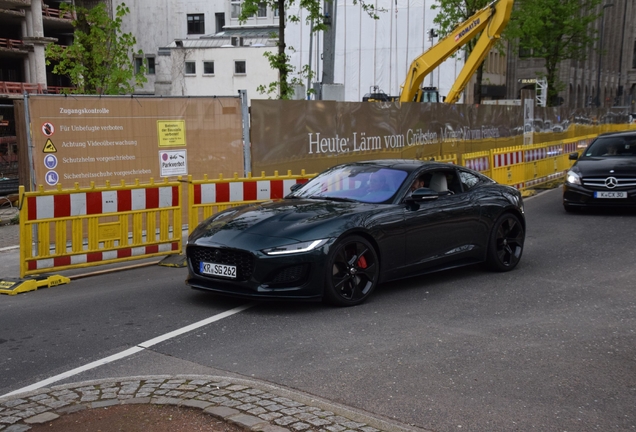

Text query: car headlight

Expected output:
[566,170,581,185]
[263,239,329,256]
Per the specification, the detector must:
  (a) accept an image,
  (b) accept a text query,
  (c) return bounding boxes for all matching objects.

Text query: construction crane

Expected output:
[400,0,514,104]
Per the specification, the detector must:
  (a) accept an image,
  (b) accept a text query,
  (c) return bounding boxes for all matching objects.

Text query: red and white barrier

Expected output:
[27,186,179,220]
[564,142,577,153]
[493,150,523,168]
[24,185,181,273]
[193,179,307,205]
[464,156,490,172]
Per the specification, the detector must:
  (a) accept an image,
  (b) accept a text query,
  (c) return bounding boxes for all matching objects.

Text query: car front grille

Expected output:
[582,176,636,189]
[188,246,255,281]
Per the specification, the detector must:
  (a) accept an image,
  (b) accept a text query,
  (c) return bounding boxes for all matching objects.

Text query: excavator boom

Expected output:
[399,0,514,103]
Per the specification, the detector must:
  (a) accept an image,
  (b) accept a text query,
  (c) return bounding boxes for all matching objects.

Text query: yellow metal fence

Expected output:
[19,178,182,277]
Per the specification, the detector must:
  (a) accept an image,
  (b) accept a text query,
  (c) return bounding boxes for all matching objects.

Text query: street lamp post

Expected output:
[595,2,614,107]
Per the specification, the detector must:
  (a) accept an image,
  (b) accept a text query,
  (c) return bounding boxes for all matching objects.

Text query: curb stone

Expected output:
[0,375,433,432]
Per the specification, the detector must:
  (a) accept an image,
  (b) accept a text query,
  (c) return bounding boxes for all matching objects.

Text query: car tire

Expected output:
[324,235,379,307]
[485,212,525,272]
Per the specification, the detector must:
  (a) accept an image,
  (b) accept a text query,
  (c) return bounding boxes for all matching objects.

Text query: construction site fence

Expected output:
[19,178,182,278]
[462,135,590,189]
[17,126,636,278]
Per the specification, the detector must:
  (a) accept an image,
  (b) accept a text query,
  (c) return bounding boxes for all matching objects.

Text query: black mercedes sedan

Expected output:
[186,160,525,306]
[563,131,636,212]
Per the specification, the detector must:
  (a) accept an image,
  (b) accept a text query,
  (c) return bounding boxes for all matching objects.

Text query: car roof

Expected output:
[348,159,456,174]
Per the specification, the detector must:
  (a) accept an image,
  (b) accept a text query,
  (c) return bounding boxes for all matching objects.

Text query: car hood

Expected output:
[188,198,372,249]
[575,157,636,177]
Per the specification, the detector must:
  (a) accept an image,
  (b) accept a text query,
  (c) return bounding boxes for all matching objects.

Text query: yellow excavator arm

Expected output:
[399,0,514,104]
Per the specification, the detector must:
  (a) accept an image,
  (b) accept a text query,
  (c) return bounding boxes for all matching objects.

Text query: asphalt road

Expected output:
[1,187,635,431]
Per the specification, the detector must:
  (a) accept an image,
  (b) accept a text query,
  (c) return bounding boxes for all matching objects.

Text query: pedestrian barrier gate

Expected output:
[19,178,182,278]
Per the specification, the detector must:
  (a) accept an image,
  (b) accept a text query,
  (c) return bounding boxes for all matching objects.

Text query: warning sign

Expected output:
[43,139,57,153]
[157,120,186,147]
[42,122,55,137]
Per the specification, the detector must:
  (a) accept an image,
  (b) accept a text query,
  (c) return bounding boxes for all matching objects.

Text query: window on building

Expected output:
[235,60,246,75]
[231,1,241,18]
[146,57,155,75]
[258,2,267,17]
[185,61,196,75]
[632,41,636,69]
[215,12,225,32]
[187,14,205,35]
[203,61,215,75]
[134,57,143,74]
[274,2,279,17]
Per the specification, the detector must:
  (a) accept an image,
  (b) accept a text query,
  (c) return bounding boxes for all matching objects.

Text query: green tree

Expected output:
[431,0,492,104]
[505,0,602,106]
[45,2,146,95]
[238,0,379,99]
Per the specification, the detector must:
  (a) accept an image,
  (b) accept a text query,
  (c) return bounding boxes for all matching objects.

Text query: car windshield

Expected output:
[584,136,636,157]
[288,165,408,204]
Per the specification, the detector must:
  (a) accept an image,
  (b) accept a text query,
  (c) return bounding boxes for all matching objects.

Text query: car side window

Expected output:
[458,170,481,191]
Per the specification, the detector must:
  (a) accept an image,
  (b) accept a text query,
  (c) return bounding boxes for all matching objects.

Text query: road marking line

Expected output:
[1,303,255,399]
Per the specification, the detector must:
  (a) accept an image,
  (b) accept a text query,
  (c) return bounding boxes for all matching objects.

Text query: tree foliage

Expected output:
[45,2,146,95]
[505,0,602,106]
[238,0,380,99]
[431,0,496,104]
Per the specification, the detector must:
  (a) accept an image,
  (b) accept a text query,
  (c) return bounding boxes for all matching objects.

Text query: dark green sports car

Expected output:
[186,160,525,306]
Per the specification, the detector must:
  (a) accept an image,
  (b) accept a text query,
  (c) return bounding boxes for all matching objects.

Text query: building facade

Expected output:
[3,0,635,107]
[506,0,636,110]
[117,0,471,103]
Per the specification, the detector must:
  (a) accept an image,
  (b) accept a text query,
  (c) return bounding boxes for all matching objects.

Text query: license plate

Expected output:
[594,191,627,199]
[200,261,237,279]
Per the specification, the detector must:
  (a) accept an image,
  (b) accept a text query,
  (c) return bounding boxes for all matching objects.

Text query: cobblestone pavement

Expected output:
[0,375,429,432]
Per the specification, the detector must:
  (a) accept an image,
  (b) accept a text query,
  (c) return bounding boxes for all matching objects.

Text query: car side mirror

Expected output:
[406,187,439,202]
[569,152,579,161]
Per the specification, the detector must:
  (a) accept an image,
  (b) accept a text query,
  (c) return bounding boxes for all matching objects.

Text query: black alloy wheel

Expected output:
[324,235,379,306]
[486,213,525,272]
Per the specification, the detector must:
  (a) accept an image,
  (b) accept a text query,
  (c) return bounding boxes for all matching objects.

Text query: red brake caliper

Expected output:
[357,255,367,269]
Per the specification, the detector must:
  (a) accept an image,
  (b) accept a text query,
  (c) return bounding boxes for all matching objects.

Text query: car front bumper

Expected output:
[185,243,333,301]
[563,183,636,208]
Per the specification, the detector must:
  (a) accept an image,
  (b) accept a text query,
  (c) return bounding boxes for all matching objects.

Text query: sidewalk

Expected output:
[0,375,427,432]
[0,205,19,250]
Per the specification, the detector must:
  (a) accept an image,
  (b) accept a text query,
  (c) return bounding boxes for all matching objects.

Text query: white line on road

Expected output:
[1,303,255,399]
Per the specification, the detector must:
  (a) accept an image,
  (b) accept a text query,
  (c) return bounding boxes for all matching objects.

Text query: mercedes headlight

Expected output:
[263,239,329,256]
[566,169,581,185]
